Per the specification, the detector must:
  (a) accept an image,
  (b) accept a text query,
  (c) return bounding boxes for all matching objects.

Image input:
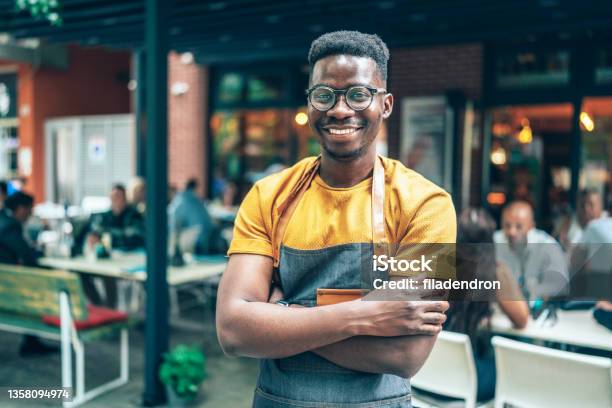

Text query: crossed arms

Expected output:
[216,254,449,378]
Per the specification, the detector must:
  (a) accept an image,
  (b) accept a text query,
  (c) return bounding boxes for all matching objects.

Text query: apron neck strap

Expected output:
[272,155,386,268]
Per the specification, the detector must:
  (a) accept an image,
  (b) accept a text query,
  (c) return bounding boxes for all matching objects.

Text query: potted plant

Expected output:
[159,345,206,406]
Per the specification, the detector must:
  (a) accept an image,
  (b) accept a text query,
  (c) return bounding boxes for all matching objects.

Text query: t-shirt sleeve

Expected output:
[401,191,457,244]
[395,191,457,280]
[227,184,273,257]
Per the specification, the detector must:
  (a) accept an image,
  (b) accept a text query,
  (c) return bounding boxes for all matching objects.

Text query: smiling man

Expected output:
[216,31,456,407]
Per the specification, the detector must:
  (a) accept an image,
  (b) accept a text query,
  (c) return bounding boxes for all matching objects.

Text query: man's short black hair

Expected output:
[0,180,7,196]
[112,183,126,194]
[308,30,390,82]
[5,191,34,211]
[186,178,198,191]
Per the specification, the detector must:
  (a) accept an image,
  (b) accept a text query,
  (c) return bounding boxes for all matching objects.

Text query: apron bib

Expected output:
[253,156,411,408]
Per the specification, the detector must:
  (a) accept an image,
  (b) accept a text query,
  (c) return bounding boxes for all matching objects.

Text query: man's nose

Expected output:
[326,95,355,120]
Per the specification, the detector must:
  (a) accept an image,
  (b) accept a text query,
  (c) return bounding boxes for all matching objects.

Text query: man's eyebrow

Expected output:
[310,82,374,89]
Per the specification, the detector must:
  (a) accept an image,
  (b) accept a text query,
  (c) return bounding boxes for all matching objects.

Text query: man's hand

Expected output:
[344,298,448,336]
[266,288,448,377]
[268,287,448,336]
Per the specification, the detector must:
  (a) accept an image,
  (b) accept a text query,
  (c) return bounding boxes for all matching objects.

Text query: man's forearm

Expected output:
[312,334,438,378]
[217,300,361,359]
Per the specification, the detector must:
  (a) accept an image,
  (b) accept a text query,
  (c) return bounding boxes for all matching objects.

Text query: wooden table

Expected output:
[40,253,226,285]
[40,253,227,324]
[490,307,612,352]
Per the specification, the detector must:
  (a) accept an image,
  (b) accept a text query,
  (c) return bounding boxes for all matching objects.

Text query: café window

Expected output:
[210,64,316,204]
[246,73,285,102]
[495,49,570,89]
[579,97,612,204]
[595,47,612,85]
[217,73,244,104]
[0,73,18,180]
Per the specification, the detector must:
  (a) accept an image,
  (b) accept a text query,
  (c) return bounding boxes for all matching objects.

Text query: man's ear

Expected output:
[382,93,393,120]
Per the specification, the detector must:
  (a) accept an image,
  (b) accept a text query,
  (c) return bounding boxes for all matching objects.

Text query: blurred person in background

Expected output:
[168,178,215,254]
[593,301,612,331]
[0,180,7,208]
[86,183,145,250]
[581,201,612,271]
[0,191,41,266]
[83,183,145,307]
[127,176,146,215]
[556,189,605,250]
[493,200,568,300]
[167,183,178,205]
[444,207,528,401]
[0,191,57,355]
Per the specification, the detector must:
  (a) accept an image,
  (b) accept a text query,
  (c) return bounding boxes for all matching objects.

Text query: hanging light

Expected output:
[491,145,507,166]
[487,192,507,206]
[517,118,533,144]
[580,112,595,132]
[294,112,308,126]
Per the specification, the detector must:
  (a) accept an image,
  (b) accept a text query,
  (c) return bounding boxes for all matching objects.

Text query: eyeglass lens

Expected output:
[310,86,374,111]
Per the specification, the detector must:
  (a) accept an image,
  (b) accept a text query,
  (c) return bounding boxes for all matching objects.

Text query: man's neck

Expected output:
[319,149,377,188]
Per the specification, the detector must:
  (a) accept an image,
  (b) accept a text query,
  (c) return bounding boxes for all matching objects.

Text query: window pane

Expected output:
[210,111,241,202]
[487,104,573,230]
[218,73,243,104]
[595,48,612,85]
[246,74,284,102]
[580,98,612,208]
[496,50,570,88]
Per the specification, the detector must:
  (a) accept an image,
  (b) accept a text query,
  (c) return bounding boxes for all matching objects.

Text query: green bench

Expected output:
[0,264,130,407]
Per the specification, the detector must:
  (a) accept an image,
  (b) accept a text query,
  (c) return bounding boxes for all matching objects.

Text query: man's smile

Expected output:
[320,125,365,141]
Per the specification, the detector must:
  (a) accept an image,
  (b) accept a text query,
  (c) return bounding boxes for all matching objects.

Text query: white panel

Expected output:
[109,119,134,187]
[45,114,134,205]
[81,122,108,198]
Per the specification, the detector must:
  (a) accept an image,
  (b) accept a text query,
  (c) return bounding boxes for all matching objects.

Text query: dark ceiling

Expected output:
[1,0,612,63]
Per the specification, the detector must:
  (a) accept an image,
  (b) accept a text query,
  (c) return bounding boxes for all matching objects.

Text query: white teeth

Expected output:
[328,128,358,135]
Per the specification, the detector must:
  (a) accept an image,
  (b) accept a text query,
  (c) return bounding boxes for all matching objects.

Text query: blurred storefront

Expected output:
[0,45,131,202]
[208,63,318,203]
[197,39,612,231]
[483,43,612,228]
[0,70,18,180]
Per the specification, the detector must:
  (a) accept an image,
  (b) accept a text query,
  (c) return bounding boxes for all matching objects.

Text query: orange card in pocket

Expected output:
[316,288,367,306]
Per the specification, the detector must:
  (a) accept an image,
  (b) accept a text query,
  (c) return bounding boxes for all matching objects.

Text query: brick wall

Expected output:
[17,45,130,201]
[167,52,208,197]
[387,43,484,205]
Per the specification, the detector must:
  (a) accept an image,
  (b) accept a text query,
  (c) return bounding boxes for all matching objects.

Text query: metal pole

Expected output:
[133,49,147,177]
[569,98,582,210]
[143,0,169,405]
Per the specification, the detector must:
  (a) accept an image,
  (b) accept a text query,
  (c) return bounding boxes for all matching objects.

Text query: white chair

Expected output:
[411,331,492,408]
[492,336,612,408]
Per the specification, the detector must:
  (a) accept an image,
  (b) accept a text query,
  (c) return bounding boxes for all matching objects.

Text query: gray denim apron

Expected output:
[253,156,411,407]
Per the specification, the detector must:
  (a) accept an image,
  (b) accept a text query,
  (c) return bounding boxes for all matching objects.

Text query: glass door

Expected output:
[580,97,612,212]
[486,103,574,230]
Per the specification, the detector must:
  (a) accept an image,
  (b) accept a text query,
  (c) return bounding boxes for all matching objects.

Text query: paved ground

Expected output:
[0,300,259,408]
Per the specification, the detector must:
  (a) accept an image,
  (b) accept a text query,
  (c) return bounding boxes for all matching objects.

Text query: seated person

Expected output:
[594,301,612,331]
[83,184,144,307]
[493,200,569,300]
[0,180,7,208]
[0,191,41,266]
[556,189,606,250]
[127,177,146,215]
[445,208,529,402]
[168,178,217,254]
[87,183,145,251]
[0,191,56,355]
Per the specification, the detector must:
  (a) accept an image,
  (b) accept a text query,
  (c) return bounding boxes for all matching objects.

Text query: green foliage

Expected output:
[159,345,206,400]
[15,0,63,26]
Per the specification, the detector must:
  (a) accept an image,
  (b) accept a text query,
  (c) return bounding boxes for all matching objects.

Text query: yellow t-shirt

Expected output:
[228,156,456,258]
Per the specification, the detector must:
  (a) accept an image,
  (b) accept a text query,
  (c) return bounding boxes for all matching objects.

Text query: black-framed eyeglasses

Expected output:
[305,85,387,112]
